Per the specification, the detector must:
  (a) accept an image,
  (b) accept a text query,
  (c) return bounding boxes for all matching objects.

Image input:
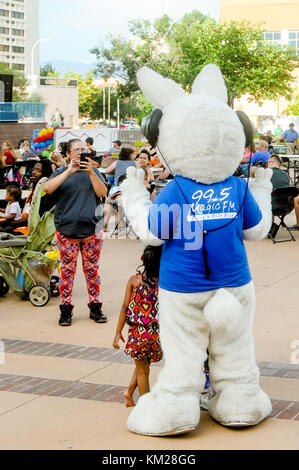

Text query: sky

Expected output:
[39,0,220,64]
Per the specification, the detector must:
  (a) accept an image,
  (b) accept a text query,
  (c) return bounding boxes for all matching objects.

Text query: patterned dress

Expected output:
[125,275,163,363]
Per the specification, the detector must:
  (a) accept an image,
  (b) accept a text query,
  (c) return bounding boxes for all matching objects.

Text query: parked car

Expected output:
[120,121,139,130]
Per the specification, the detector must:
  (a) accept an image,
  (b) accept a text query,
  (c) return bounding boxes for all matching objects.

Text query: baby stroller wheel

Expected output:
[29,285,50,307]
[50,275,60,297]
[0,276,9,297]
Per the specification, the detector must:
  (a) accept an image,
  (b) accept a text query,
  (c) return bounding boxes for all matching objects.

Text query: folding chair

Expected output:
[109,175,139,239]
[268,186,299,243]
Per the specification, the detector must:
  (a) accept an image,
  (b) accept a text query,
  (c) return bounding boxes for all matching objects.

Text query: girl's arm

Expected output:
[113,276,135,349]
[147,167,154,182]
[102,161,116,174]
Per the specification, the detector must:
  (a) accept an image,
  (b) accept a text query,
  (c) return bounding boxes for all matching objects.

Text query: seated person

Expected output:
[21,141,39,161]
[108,140,121,156]
[240,142,256,164]
[137,149,154,184]
[267,154,290,191]
[251,156,291,237]
[50,151,67,172]
[102,147,136,187]
[85,137,97,158]
[0,185,22,230]
[240,140,270,176]
[10,160,55,235]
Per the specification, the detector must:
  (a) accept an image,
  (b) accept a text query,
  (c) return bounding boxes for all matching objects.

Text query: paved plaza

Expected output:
[0,215,299,450]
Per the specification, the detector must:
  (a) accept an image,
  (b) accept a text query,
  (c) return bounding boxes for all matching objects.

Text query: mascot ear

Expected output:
[141,109,163,148]
[192,64,228,103]
[236,110,254,148]
[137,66,185,109]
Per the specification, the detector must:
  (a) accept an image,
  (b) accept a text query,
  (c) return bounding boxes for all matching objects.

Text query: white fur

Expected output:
[120,167,164,246]
[120,65,273,436]
[192,64,228,103]
[128,286,271,435]
[137,66,185,110]
[243,168,273,240]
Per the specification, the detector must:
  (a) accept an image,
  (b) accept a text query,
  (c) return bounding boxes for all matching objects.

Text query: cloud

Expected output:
[40,0,219,62]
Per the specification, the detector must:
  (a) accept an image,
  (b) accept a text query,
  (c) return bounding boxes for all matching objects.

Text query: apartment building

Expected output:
[0,0,39,76]
[219,0,299,122]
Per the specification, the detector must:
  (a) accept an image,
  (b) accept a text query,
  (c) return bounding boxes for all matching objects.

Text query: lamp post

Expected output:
[31,37,51,97]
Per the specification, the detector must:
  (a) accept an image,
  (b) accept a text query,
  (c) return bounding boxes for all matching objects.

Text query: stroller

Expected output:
[0,182,60,307]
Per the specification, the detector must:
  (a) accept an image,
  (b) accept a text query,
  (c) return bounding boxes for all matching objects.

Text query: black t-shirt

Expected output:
[48,167,106,238]
[271,167,290,192]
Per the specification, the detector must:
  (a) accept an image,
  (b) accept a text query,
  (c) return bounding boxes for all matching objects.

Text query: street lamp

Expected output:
[31,37,51,97]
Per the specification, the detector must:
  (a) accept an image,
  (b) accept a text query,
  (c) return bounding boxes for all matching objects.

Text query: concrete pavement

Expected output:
[0,217,299,450]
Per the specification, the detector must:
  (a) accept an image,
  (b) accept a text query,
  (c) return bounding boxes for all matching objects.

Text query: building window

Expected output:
[262,31,281,46]
[12,63,24,71]
[289,31,299,56]
[11,28,24,36]
[12,46,24,53]
[0,9,9,17]
[12,11,24,19]
[0,45,9,51]
[0,27,9,34]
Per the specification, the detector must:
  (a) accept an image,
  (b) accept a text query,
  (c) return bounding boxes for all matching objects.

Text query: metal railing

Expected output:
[0,102,45,122]
[39,77,78,88]
[116,129,146,147]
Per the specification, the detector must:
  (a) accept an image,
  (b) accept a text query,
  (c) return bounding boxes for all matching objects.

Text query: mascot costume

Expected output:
[120,64,273,436]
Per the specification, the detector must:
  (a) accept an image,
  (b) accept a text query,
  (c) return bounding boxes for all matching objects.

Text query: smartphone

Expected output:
[80,152,89,168]
[80,152,89,162]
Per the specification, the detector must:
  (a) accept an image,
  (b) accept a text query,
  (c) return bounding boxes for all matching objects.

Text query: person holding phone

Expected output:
[43,138,108,327]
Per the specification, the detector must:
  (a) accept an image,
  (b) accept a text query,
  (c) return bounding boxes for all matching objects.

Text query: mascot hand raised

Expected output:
[120,64,272,436]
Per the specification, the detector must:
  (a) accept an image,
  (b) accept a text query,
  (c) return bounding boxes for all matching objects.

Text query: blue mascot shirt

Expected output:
[148,175,262,293]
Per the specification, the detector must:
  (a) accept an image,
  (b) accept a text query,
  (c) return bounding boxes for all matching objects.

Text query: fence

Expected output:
[0,102,46,123]
[116,129,146,147]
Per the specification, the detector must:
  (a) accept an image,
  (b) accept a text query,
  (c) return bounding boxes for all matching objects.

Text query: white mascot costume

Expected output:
[120,64,273,436]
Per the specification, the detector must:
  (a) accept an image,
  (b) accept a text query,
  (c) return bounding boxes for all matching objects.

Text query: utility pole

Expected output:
[103,85,105,121]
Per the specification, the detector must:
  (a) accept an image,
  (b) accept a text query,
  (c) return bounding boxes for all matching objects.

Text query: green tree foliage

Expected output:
[90,11,296,105]
[285,85,299,115]
[0,62,28,101]
[40,63,57,77]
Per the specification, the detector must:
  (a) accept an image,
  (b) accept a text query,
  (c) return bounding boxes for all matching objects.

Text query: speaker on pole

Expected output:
[0,74,13,102]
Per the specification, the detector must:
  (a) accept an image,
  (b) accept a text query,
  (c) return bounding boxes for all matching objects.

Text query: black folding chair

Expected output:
[109,175,139,239]
[269,186,299,243]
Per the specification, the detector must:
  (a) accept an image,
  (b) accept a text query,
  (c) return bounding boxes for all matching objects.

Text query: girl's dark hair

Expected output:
[59,141,68,156]
[7,185,22,202]
[33,159,54,178]
[86,137,94,145]
[140,245,162,281]
[119,147,134,161]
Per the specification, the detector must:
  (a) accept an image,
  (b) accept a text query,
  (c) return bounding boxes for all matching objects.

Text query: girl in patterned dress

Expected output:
[113,245,163,407]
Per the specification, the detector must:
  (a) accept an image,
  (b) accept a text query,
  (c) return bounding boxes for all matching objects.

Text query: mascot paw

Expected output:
[120,166,147,194]
[208,384,272,427]
[127,391,200,436]
[249,167,273,193]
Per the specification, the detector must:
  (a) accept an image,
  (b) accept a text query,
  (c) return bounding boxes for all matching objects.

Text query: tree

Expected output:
[40,63,57,77]
[0,62,29,101]
[285,86,299,115]
[90,12,296,105]
[90,14,185,98]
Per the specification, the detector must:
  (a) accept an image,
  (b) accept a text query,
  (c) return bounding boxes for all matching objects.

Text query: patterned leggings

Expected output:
[56,230,103,305]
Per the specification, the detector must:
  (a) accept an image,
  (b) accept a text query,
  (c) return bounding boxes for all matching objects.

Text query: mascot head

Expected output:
[137,64,253,185]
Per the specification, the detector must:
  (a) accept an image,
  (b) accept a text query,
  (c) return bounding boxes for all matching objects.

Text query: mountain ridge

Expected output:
[40,59,98,76]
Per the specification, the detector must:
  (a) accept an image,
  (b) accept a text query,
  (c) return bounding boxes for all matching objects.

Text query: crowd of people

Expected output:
[0,128,297,408]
